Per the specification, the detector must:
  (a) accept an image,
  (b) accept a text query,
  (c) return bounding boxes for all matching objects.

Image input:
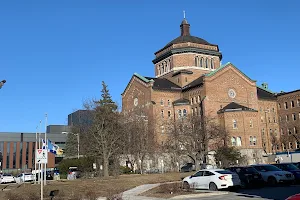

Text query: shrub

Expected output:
[119,166,133,174]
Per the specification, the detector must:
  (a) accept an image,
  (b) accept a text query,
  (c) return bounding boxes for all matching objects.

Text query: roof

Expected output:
[172,70,193,77]
[276,89,300,97]
[218,102,257,113]
[144,76,181,91]
[257,87,277,100]
[164,35,216,49]
[172,98,190,106]
[182,76,204,91]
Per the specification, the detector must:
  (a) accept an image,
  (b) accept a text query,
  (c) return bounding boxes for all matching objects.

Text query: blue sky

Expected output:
[0,0,299,132]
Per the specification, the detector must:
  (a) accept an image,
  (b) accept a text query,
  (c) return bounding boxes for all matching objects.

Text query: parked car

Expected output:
[35,171,53,181]
[182,169,241,191]
[68,167,81,179]
[0,174,15,184]
[292,162,300,169]
[273,163,300,183]
[180,163,195,172]
[15,173,34,183]
[226,166,264,188]
[286,193,300,200]
[252,164,294,186]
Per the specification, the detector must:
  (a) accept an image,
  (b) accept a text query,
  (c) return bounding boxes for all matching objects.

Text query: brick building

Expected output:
[121,18,298,164]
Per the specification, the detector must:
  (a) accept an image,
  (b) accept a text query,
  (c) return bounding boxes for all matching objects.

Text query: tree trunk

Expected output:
[103,157,109,177]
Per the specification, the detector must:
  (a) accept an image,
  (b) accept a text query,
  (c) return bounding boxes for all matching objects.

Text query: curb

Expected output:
[170,191,229,199]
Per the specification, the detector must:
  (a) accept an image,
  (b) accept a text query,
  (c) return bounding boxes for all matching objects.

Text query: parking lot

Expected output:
[196,184,300,200]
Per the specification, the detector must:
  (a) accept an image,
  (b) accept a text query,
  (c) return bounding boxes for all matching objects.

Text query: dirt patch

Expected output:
[0,172,192,200]
[141,182,198,199]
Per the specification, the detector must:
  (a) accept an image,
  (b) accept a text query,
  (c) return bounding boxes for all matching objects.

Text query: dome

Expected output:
[164,35,212,48]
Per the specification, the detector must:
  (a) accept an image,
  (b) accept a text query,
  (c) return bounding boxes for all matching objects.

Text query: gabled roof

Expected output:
[205,62,256,82]
[218,102,257,114]
[257,87,277,100]
[173,98,190,106]
[276,89,300,97]
[182,76,204,91]
[144,76,181,91]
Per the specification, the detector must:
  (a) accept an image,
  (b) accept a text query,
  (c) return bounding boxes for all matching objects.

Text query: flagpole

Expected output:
[44,113,48,186]
[38,120,42,184]
[34,125,38,184]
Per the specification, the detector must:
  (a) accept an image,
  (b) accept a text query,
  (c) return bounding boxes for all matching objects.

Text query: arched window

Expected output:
[195,107,198,116]
[183,109,187,117]
[200,57,204,67]
[205,58,209,68]
[167,100,170,106]
[237,137,242,146]
[197,96,200,103]
[161,64,164,74]
[291,101,295,108]
[231,137,236,146]
[157,66,160,75]
[233,119,237,129]
[160,99,164,106]
[165,61,168,72]
[250,119,253,128]
[211,58,214,69]
[178,110,182,118]
[294,127,298,134]
[298,99,300,107]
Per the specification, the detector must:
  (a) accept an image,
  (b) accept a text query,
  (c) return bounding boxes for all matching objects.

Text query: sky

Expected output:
[0,0,299,132]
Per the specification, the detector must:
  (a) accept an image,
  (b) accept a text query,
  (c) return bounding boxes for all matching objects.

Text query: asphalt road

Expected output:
[189,185,300,200]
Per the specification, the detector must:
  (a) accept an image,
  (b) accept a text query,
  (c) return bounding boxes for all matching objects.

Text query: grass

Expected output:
[0,172,193,200]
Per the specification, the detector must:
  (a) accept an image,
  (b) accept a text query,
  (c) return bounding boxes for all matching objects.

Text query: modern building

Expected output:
[277,90,300,150]
[0,125,68,171]
[121,18,299,164]
[68,110,93,126]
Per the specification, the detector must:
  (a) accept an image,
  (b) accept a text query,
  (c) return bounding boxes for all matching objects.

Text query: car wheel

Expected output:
[183,181,190,190]
[267,176,277,186]
[209,182,218,191]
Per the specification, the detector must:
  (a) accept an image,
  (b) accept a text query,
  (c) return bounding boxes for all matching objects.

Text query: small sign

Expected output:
[36,149,48,164]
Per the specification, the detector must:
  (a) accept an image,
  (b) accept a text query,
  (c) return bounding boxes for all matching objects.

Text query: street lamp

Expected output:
[0,80,6,89]
[62,132,79,159]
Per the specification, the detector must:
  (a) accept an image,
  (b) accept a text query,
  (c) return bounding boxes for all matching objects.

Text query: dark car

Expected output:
[226,166,264,188]
[273,163,300,182]
[180,163,195,172]
[36,171,53,181]
[292,162,300,169]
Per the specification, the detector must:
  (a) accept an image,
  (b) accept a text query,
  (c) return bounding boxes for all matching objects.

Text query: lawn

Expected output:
[0,172,193,200]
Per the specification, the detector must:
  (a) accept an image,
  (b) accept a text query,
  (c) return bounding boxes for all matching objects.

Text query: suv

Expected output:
[226,166,264,188]
[252,164,294,186]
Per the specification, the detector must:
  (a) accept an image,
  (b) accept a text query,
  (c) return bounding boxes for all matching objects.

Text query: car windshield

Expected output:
[260,165,282,171]
[244,167,258,173]
[283,164,299,170]
[216,170,233,174]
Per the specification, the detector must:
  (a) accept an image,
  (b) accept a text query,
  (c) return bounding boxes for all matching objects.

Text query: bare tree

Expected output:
[123,109,155,173]
[164,116,228,170]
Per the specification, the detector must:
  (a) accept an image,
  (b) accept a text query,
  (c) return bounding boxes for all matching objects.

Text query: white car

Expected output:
[0,174,15,184]
[15,173,34,183]
[252,164,295,185]
[182,169,241,191]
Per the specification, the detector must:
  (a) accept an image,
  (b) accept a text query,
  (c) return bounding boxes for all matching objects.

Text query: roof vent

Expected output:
[262,83,268,89]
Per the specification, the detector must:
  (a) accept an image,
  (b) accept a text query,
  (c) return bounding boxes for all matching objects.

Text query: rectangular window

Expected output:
[282,143,286,150]
[262,128,265,136]
[288,129,292,135]
[160,99,164,106]
[284,102,288,109]
[279,116,282,122]
[249,136,253,145]
[19,142,23,169]
[161,126,164,134]
[291,101,295,108]
[161,110,164,118]
[253,136,257,145]
[298,99,300,107]
[289,142,293,149]
[167,100,170,106]
[13,142,16,169]
[6,142,10,169]
[296,142,300,149]
[0,142,3,169]
[26,142,29,168]
[278,103,281,109]
[273,117,276,123]
[272,108,275,112]
[268,117,271,123]
[293,113,296,121]
[237,137,242,146]
[168,111,171,118]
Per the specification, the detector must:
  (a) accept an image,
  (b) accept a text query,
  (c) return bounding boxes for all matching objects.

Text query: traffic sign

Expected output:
[36,149,48,164]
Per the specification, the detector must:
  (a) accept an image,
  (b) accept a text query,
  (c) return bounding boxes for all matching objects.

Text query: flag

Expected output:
[47,139,59,155]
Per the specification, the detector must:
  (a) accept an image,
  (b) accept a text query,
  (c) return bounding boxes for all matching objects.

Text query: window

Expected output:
[6,142,10,169]
[281,128,284,135]
[231,137,236,146]
[197,96,200,103]
[200,57,204,68]
[191,98,193,105]
[161,110,164,118]
[284,102,288,109]
[168,111,171,118]
[233,119,237,129]
[161,64,164,74]
[178,110,182,118]
[273,117,276,123]
[204,171,215,176]
[250,136,256,145]
[210,58,214,69]
[161,126,165,134]
[261,116,264,123]
[298,99,300,107]
[274,129,278,136]
[279,116,282,122]
[195,56,199,67]
[194,171,204,177]
[195,107,198,116]
[272,107,275,112]
[192,108,194,116]
[293,113,296,121]
[294,127,298,134]
[160,99,164,106]
[282,143,286,150]
[167,100,170,106]
[261,128,265,136]
[291,101,295,108]
[157,66,160,75]
[183,109,187,117]
[185,77,187,82]
[288,129,292,135]
[205,58,209,68]
[250,136,253,145]
[250,119,253,128]
[289,142,293,149]
[268,117,271,123]
[286,115,289,121]
[296,141,300,149]
[237,137,242,146]
[278,103,281,109]
[270,129,273,135]
[177,78,179,83]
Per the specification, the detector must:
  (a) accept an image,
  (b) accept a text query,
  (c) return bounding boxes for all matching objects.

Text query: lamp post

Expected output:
[62,132,79,159]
